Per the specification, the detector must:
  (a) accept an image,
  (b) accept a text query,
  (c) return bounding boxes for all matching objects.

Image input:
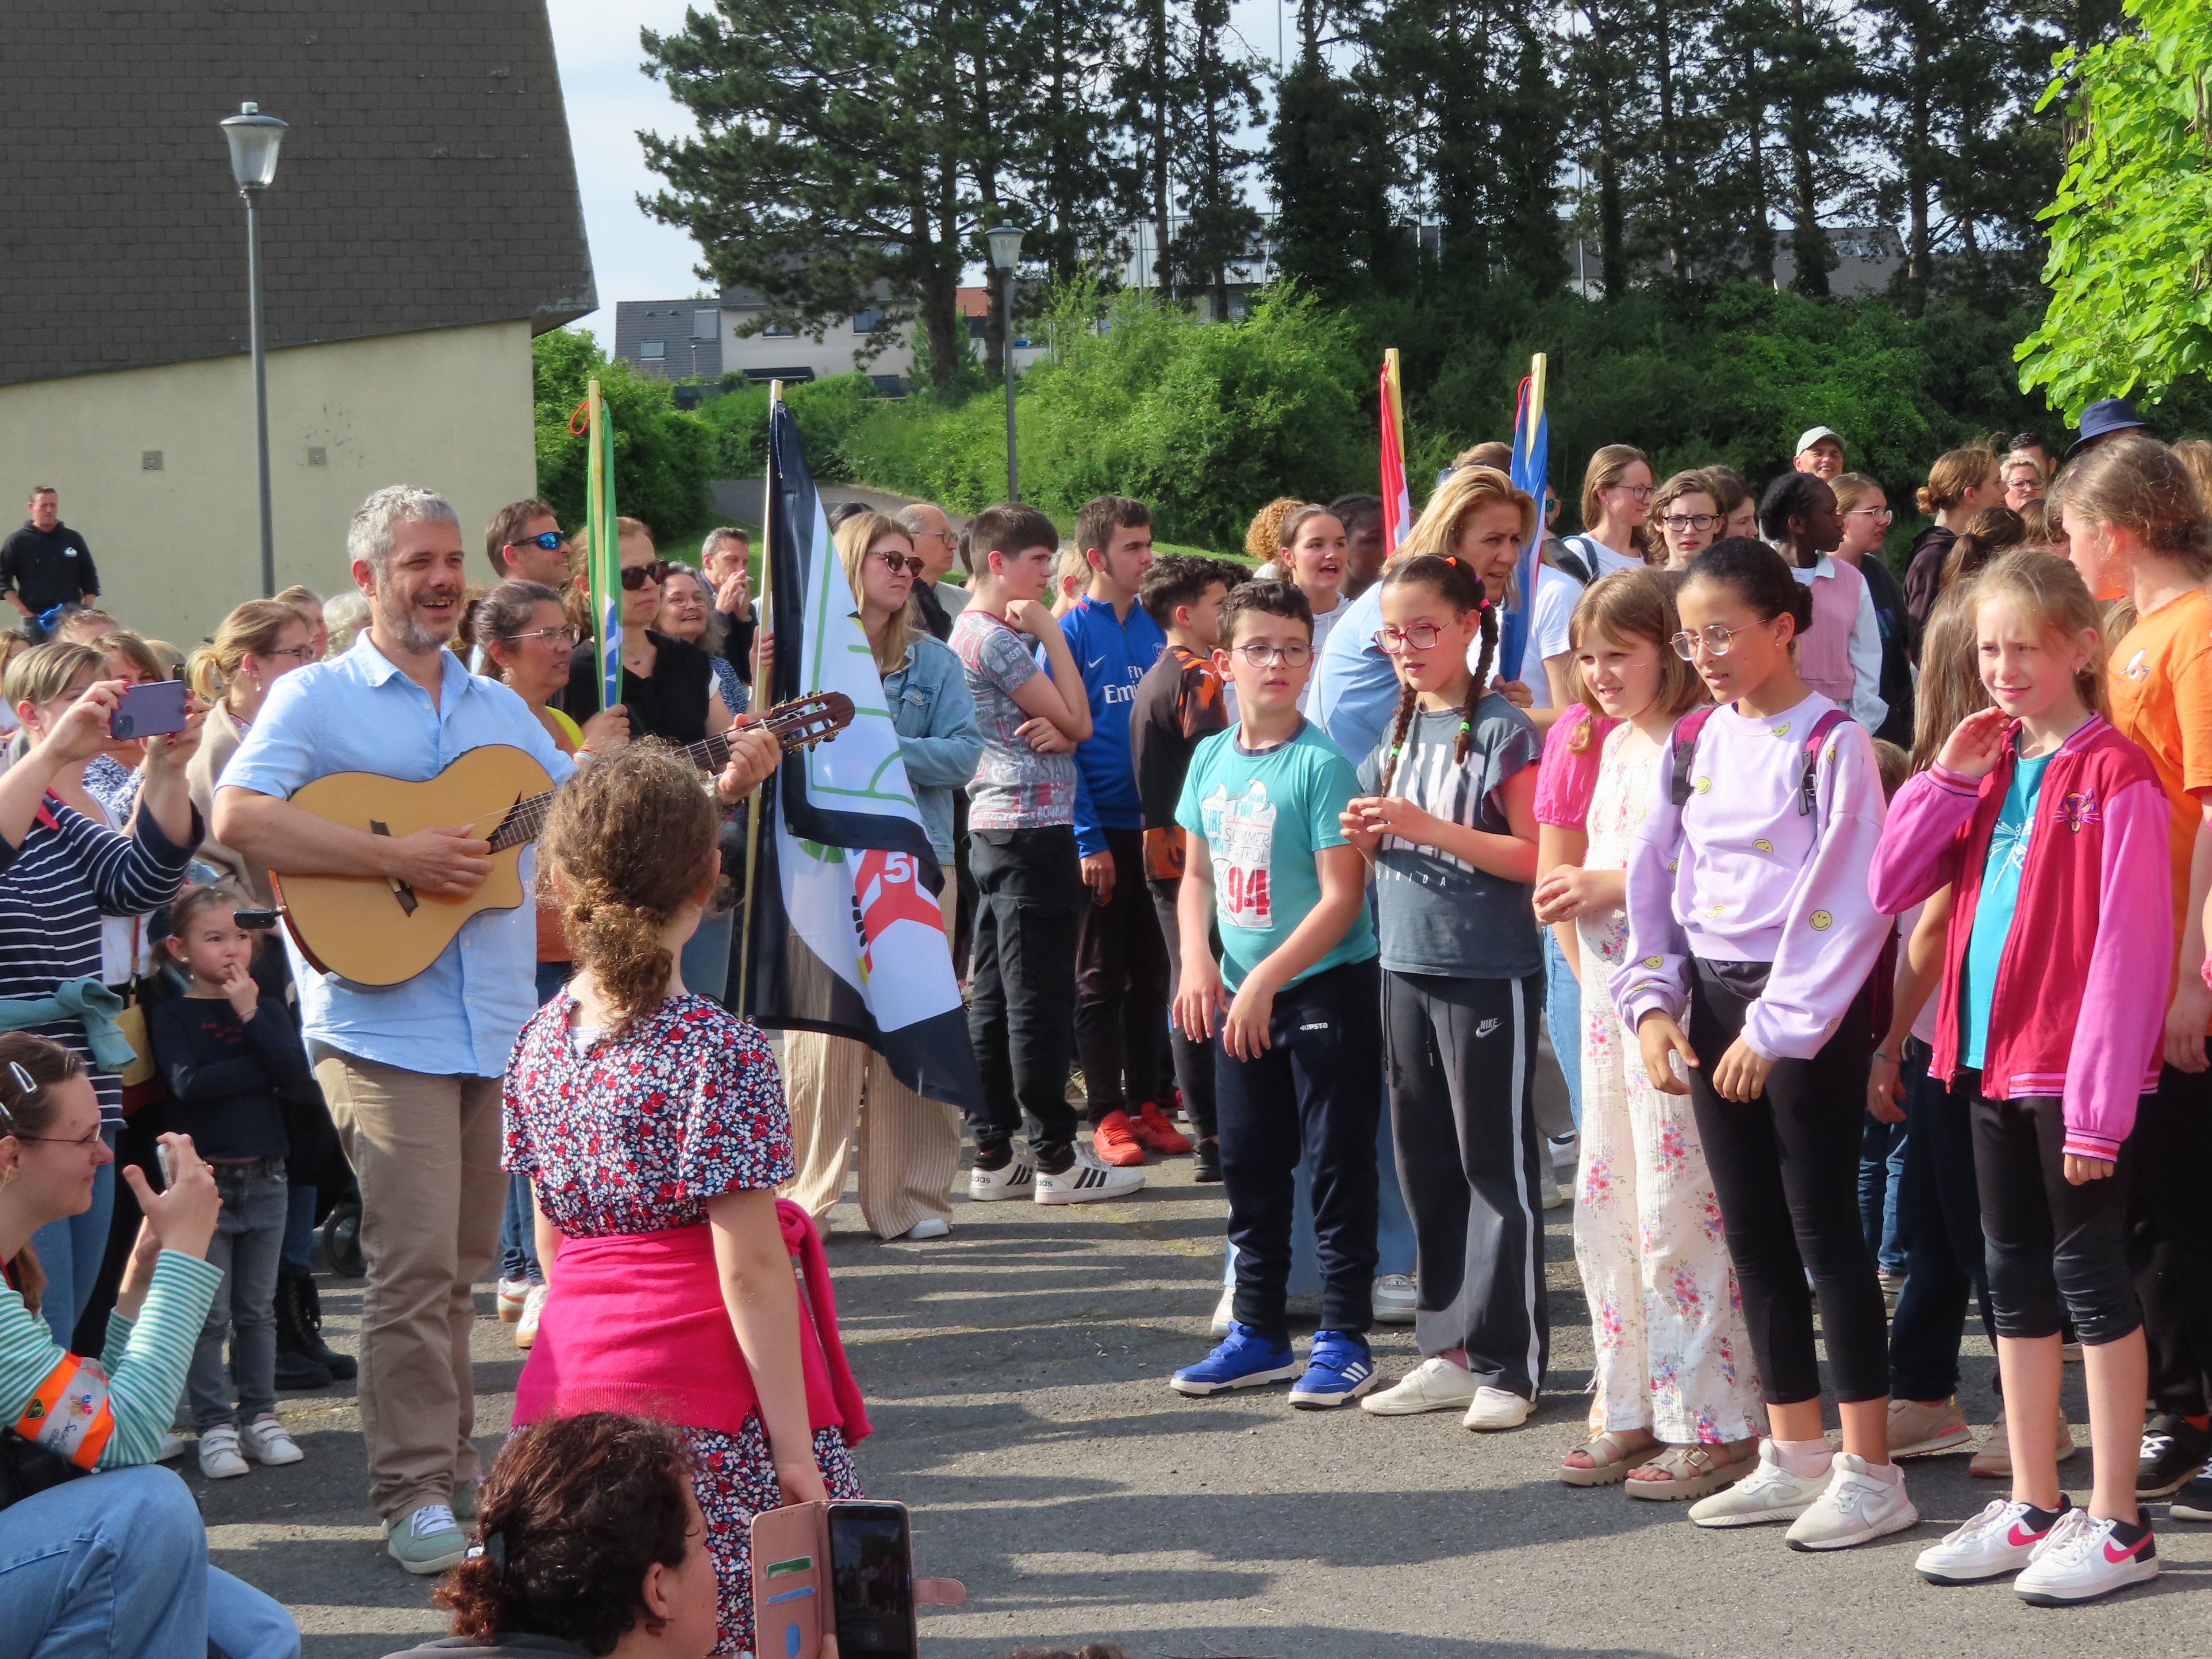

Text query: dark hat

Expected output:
[2066,397,2152,458]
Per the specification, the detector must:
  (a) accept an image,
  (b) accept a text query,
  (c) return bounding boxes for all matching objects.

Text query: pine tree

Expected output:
[1158,0,1265,314]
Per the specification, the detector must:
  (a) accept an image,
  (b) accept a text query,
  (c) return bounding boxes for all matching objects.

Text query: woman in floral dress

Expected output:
[504,746,867,1657]
[1533,570,1764,1498]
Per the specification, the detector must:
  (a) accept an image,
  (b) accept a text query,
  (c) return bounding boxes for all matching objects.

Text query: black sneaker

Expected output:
[2172,1471,2212,1522]
[2137,1413,2209,1498]
[1192,1138,1223,1183]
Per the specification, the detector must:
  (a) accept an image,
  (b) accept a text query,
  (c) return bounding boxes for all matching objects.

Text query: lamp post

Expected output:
[221,102,288,597]
[986,226,1024,502]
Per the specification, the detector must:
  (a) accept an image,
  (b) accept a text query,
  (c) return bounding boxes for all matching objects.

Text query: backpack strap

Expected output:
[1796,707,1853,816]
[1668,705,1720,809]
[1553,535,1595,585]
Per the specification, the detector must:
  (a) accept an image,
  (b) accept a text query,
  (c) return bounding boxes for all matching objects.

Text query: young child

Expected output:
[1534,570,1764,1495]
[1167,579,1382,1407]
[1334,553,1548,1431]
[1614,538,1905,1550]
[504,746,869,1657]
[1875,551,2169,1603]
[148,881,315,1481]
[1129,553,1241,1182]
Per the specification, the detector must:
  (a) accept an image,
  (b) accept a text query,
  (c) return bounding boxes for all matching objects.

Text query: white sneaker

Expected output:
[241,1412,303,1466]
[1035,1148,1144,1205]
[902,1217,951,1240]
[968,1149,1037,1202]
[1549,1132,1578,1170]
[1362,1355,1479,1417]
[1540,1169,1567,1210]
[1784,1453,1918,1551]
[495,1277,530,1323]
[1209,1283,1235,1337]
[1372,1273,1418,1325]
[1463,1385,1536,1432]
[515,1283,548,1350]
[1915,1498,2068,1585]
[197,1425,250,1479]
[2014,1510,2159,1605]
[1689,1440,1827,1528]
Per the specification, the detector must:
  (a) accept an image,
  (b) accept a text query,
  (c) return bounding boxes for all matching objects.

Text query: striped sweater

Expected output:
[0,1250,222,1467]
[0,795,198,1124]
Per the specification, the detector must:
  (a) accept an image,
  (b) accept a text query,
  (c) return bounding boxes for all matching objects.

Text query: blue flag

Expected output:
[1501,356,1549,683]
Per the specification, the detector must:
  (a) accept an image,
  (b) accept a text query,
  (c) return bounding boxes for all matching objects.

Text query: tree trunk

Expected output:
[1654,0,1684,279]
[1148,0,1174,295]
[1905,15,1929,299]
[1745,44,1776,286]
[1783,0,1828,297]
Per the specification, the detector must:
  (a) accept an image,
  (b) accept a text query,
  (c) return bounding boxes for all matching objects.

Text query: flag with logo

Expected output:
[1499,353,1549,681]
[740,401,981,1111]
[1379,348,1411,554]
[583,377,622,711]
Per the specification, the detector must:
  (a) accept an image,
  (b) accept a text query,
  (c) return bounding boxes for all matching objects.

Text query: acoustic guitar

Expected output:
[268,692,852,987]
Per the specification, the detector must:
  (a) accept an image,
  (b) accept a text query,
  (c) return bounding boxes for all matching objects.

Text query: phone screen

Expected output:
[109,678,189,740]
[827,1503,915,1659]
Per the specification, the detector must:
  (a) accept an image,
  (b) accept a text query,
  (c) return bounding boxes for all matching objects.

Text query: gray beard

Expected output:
[376,586,451,656]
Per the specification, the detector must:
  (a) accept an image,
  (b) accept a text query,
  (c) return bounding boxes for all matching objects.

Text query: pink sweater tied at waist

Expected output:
[512,1198,871,1445]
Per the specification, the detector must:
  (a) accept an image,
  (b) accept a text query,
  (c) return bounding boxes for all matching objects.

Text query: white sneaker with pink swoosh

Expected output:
[2015,1509,2161,1605]
[1914,1497,2067,1584]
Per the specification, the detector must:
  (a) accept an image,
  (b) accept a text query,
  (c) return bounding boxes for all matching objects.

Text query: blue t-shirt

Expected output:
[1961,749,2054,1069]
[1173,720,1378,992]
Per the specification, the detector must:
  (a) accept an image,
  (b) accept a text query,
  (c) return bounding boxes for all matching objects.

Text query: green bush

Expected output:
[693,373,885,484]
[532,330,720,547]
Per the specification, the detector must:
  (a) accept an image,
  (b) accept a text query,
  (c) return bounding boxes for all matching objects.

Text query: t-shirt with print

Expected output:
[1130,642,1229,881]
[2105,586,2212,1006]
[1174,720,1377,992]
[951,607,1077,830]
[1358,697,1542,978]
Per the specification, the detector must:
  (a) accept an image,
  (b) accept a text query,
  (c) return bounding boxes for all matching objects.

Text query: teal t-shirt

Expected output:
[1961,749,2054,1069]
[1173,719,1378,992]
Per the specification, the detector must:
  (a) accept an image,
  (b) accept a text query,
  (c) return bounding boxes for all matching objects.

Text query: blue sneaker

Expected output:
[1170,1324,1298,1396]
[1288,1330,1378,1409]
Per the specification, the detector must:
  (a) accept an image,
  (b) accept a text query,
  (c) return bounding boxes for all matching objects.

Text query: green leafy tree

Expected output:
[1266,23,1404,298]
[2016,0,2212,416]
[532,331,719,545]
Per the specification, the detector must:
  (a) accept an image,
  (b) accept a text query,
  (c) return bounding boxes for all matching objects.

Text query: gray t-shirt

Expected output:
[1357,696,1542,978]
[950,607,1077,830]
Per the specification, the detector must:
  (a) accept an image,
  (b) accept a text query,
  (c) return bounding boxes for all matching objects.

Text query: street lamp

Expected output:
[221,101,288,597]
[986,226,1024,502]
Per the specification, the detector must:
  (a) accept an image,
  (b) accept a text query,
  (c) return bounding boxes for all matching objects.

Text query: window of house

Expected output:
[693,309,719,341]
[760,319,797,338]
[639,341,665,360]
[853,308,886,334]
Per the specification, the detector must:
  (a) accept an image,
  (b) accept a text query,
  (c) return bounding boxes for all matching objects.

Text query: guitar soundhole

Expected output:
[369,820,420,918]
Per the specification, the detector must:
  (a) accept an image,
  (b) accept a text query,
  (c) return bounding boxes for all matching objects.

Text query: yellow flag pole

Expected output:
[735,380,783,1016]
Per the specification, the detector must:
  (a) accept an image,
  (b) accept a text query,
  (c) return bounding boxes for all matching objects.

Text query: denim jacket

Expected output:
[883,634,983,863]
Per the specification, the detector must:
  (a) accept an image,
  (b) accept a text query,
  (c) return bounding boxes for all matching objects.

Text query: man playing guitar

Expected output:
[212,484,780,1575]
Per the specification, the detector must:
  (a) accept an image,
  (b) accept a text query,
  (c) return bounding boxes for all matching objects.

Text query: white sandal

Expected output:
[1623,1440,1758,1502]
[1560,1429,1662,1487]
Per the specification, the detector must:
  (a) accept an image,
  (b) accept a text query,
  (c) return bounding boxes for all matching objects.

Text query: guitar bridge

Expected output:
[369,821,419,917]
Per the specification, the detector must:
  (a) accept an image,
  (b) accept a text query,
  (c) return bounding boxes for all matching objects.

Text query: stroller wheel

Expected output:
[321,1199,365,1279]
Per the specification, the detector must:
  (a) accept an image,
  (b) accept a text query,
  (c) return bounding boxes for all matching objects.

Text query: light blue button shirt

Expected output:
[1311,583,1397,767]
[221,633,575,1077]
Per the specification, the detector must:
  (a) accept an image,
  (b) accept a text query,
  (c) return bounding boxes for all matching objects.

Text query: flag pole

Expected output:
[736,380,783,1016]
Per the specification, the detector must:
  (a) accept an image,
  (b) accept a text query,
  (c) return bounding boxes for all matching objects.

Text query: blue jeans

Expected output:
[187,1159,288,1431]
[682,907,735,1003]
[1859,1114,1909,1275]
[499,1172,543,1286]
[0,1464,298,1659]
[28,1125,118,1345]
[1224,1088,1418,1297]
[1542,931,1581,1131]
[279,1183,316,1273]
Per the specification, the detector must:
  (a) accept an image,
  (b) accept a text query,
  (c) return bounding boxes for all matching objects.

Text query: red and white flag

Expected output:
[1379,348,1411,553]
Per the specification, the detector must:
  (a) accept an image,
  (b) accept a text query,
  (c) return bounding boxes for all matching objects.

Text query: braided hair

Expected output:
[1379,553,1497,780]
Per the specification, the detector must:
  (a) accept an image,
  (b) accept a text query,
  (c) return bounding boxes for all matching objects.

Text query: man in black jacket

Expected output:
[0,487,98,636]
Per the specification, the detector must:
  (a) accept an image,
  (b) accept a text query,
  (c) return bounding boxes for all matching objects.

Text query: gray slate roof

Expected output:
[0,0,596,389]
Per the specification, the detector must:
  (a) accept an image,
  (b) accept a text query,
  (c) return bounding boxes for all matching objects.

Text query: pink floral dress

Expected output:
[1573,725,1764,1444]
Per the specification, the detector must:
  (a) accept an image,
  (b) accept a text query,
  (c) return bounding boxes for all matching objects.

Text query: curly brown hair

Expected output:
[434,1413,694,1656]
[541,745,718,1027]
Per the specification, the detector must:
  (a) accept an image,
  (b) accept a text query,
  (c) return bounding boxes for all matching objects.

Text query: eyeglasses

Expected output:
[1610,484,1655,500]
[503,625,579,649]
[10,1125,104,1150]
[259,644,318,664]
[506,531,568,553]
[1371,622,1448,654]
[1846,506,1894,523]
[1670,622,1755,660]
[619,561,677,591]
[877,551,927,576]
[1660,513,1718,534]
[1229,641,1313,668]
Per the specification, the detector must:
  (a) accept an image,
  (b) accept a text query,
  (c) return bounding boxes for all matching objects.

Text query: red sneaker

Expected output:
[1131,1100,1192,1154]
[1091,1110,1147,1167]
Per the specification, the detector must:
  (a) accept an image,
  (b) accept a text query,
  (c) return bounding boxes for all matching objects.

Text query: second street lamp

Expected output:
[221,101,288,598]
[987,226,1024,502]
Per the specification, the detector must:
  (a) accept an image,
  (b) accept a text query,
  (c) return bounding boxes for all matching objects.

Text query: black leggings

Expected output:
[1686,958,1888,1406]
[1969,1085,2139,1346]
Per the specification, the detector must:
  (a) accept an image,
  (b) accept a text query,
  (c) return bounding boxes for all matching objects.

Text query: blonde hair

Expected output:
[2172,439,2212,516]
[1567,568,1705,747]
[1397,465,1539,602]
[1969,549,2109,718]
[5,641,104,710]
[1916,446,2001,517]
[833,511,914,675]
[1649,469,1719,523]
[1831,471,1886,515]
[541,745,719,1029]
[1051,541,1090,606]
[1578,444,1655,561]
[273,584,321,611]
[186,599,311,707]
[1908,584,1995,774]
[1243,497,1303,563]
[50,608,118,644]
[2050,433,2212,578]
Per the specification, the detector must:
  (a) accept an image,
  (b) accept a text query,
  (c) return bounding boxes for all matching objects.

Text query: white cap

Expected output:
[1795,425,1842,455]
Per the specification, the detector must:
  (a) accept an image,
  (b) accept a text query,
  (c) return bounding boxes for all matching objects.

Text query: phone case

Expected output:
[750,1502,828,1659]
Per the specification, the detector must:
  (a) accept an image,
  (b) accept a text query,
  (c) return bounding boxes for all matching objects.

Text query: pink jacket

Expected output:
[1870,717,2170,1160]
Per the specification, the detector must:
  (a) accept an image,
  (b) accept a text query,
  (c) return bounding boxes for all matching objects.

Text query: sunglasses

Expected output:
[619,560,678,591]
[877,551,926,576]
[506,531,567,553]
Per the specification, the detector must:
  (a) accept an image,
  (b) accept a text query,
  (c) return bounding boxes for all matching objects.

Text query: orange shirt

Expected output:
[2104,587,2212,1006]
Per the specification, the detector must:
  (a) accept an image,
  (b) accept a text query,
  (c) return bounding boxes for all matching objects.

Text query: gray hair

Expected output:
[348,484,460,577]
[321,591,371,658]
[895,503,943,537]
[700,525,747,563]
[658,560,729,655]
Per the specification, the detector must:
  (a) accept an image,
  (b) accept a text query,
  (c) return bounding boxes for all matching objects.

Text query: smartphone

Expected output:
[109,678,189,740]
[827,1502,917,1659]
[233,909,280,931]
[155,1142,173,1187]
[751,1505,825,1659]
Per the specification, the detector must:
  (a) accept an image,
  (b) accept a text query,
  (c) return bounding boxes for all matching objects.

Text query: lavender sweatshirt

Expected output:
[1610,692,1890,1060]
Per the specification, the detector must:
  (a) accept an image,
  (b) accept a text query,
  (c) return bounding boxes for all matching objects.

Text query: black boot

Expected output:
[292,1266,358,1380]
[274,1267,334,1391]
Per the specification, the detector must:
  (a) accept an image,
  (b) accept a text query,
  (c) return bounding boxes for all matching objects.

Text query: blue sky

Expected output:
[546,0,1286,346]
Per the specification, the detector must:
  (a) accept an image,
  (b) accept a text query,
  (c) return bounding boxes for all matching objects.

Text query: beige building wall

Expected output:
[0,319,537,646]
